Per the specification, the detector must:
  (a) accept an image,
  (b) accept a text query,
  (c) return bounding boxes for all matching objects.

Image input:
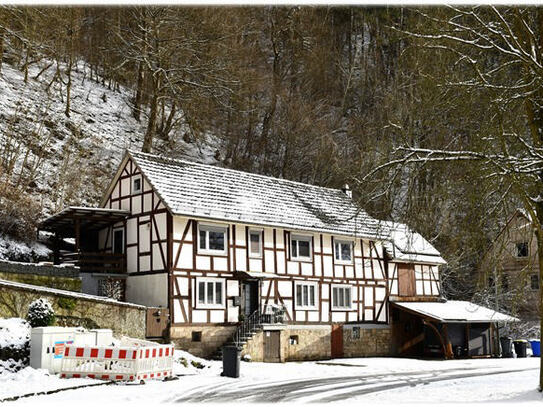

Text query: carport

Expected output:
[391,300,518,359]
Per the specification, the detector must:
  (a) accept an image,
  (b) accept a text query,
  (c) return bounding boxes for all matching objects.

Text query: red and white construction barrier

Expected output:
[60,344,174,382]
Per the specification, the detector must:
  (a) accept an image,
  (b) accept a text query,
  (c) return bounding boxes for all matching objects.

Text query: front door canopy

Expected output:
[39,206,130,236]
[391,300,518,324]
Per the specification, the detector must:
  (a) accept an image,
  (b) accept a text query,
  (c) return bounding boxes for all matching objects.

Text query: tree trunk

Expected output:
[133,62,145,121]
[142,76,159,153]
[65,58,72,117]
[0,27,4,75]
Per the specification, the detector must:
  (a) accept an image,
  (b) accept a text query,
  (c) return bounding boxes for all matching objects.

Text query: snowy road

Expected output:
[171,363,539,403]
[8,357,543,405]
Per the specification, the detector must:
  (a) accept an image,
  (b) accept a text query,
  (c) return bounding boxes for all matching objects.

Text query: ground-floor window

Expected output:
[332,285,352,310]
[196,277,225,308]
[295,281,318,310]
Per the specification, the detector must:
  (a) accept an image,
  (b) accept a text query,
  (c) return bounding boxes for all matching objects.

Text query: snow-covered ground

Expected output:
[2,356,541,406]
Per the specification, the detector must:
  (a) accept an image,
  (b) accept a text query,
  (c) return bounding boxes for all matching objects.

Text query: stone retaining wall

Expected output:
[0,279,145,338]
[0,260,80,292]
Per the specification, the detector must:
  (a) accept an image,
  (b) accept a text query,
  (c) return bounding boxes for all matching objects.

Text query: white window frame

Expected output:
[290,234,312,261]
[334,239,354,264]
[294,281,319,310]
[248,229,263,258]
[331,284,353,311]
[198,223,228,255]
[195,277,225,309]
[132,176,142,194]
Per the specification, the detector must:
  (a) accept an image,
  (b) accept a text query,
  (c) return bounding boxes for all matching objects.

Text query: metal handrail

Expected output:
[232,309,262,349]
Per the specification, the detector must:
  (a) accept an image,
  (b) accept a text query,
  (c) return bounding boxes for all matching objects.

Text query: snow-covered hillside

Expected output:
[0,57,218,218]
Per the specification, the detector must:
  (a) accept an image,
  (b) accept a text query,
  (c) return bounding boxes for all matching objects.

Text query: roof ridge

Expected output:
[127,149,348,196]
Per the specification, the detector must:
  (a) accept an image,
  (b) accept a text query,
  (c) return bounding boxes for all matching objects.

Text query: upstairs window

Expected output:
[332,285,352,310]
[249,230,262,258]
[132,176,142,193]
[334,240,353,263]
[531,274,539,290]
[196,278,224,308]
[291,235,312,260]
[295,281,318,310]
[516,242,529,258]
[198,224,227,254]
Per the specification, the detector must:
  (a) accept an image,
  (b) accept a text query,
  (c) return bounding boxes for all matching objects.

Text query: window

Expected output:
[198,224,227,254]
[249,230,262,258]
[295,281,318,310]
[516,242,529,258]
[132,176,142,193]
[196,278,225,308]
[289,335,299,345]
[334,240,353,263]
[531,274,539,290]
[332,285,352,310]
[113,229,124,254]
[191,331,202,342]
[352,326,360,340]
[291,235,312,260]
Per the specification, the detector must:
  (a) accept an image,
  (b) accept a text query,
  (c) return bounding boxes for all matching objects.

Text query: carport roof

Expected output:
[392,300,518,323]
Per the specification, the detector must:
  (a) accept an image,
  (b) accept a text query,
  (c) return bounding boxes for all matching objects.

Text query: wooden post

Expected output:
[442,324,454,359]
[75,218,81,253]
[465,323,471,357]
[53,233,60,265]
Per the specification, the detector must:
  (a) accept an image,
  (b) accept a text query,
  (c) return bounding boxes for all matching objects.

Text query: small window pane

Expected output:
[296,285,302,306]
[215,282,222,304]
[291,240,298,258]
[335,242,340,260]
[517,242,529,257]
[209,231,225,251]
[133,178,141,192]
[298,240,310,257]
[250,232,261,255]
[198,282,205,304]
[531,274,539,290]
[303,285,308,306]
[345,287,351,307]
[309,286,315,306]
[207,282,214,303]
[199,230,207,250]
[341,243,351,261]
[338,288,345,307]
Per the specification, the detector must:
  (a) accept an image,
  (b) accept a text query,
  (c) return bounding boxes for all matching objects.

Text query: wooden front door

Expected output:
[146,307,170,339]
[398,263,416,297]
[331,324,343,358]
[264,331,281,362]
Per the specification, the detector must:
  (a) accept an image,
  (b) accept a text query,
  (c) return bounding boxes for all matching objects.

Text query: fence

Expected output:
[60,342,174,382]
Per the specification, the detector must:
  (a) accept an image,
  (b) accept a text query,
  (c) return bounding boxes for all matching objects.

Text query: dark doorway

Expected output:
[398,263,416,297]
[243,280,259,317]
[331,324,344,358]
[264,331,281,362]
[113,229,124,254]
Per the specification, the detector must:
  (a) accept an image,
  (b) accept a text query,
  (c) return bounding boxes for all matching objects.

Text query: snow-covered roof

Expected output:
[125,151,391,239]
[40,206,130,234]
[383,222,446,265]
[392,300,518,323]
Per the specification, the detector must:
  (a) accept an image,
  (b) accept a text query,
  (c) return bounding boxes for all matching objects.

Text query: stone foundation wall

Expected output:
[343,324,392,357]
[170,325,237,358]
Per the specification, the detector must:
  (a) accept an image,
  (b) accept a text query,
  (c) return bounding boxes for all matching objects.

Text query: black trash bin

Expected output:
[222,345,241,378]
[514,340,528,358]
[500,337,513,358]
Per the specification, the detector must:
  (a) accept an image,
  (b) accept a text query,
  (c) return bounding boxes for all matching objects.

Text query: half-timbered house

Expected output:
[39,150,516,361]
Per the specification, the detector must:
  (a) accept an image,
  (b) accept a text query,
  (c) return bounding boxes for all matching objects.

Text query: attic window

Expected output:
[516,242,528,258]
[334,240,353,264]
[133,177,142,193]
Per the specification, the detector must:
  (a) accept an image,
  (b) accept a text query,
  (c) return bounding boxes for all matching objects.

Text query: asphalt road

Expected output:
[173,365,539,403]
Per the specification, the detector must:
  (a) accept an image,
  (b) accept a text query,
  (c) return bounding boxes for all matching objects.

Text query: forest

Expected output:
[0,6,541,312]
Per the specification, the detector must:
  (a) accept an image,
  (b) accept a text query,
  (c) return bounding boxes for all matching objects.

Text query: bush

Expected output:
[27,298,55,327]
[0,318,31,372]
[57,297,76,311]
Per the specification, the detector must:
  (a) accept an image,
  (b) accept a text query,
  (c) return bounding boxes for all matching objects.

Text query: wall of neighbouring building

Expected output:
[170,325,237,358]
[342,324,392,357]
[0,260,81,292]
[0,279,146,338]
